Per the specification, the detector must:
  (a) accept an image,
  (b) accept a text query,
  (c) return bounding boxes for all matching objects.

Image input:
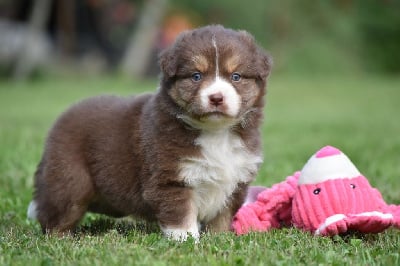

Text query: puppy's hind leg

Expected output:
[34,162,95,235]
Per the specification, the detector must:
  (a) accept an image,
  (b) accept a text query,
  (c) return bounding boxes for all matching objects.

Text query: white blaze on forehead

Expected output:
[200,77,241,117]
[212,35,219,77]
[299,150,361,185]
[180,129,262,222]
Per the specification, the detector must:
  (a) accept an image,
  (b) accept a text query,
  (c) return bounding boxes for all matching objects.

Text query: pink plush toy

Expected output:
[232,146,400,236]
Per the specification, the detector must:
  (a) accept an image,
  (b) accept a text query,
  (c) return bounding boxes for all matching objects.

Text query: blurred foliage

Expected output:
[169,0,400,74]
[358,0,400,73]
[1,0,399,77]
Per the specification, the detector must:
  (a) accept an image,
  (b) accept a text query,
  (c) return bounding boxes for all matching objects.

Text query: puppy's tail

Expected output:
[27,200,38,220]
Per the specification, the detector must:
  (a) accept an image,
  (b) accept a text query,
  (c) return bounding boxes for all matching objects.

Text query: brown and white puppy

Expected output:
[27,25,272,241]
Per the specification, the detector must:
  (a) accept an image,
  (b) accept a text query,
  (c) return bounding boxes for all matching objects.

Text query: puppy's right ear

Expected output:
[159,47,177,78]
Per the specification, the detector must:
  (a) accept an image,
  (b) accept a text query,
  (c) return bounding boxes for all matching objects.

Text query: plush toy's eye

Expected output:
[191,72,202,82]
[313,188,321,195]
[231,73,241,82]
[350,184,356,189]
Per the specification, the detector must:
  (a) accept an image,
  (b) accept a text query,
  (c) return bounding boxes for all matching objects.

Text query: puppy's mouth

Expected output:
[200,111,228,119]
[196,108,240,123]
[198,102,237,117]
[177,110,239,130]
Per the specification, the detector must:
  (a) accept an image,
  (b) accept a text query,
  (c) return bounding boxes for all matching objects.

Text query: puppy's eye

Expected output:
[191,72,202,82]
[231,73,241,82]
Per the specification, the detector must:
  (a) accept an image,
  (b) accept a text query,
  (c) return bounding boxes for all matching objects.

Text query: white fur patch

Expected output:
[27,200,38,219]
[180,130,262,223]
[199,77,241,117]
[161,224,200,242]
[160,200,200,242]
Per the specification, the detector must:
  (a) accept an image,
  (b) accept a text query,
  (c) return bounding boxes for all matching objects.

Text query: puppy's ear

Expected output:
[256,49,273,82]
[238,30,256,45]
[238,30,273,81]
[159,47,177,78]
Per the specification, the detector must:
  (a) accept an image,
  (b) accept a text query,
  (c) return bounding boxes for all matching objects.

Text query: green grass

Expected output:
[1,74,400,265]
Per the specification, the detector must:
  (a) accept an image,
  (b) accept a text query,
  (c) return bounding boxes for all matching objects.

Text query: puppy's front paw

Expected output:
[161,227,200,242]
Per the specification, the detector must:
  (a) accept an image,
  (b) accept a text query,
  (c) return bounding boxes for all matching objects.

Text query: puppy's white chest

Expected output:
[180,130,262,222]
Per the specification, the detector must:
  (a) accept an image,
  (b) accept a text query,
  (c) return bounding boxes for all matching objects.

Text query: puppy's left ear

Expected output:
[256,48,273,82]
[159,47,177,78]
[238,30,273,81]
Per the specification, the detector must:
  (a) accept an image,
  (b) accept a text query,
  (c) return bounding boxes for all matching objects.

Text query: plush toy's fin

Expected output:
[385,204,400,228]
[315,212,394,236]
[243,186,268,205]
[232,172,300,235]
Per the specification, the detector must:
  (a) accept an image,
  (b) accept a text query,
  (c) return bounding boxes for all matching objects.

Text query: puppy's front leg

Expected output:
[145,186,199,241]
[205,206,233,233]
[206,183,248,233]
[160,200,199,241]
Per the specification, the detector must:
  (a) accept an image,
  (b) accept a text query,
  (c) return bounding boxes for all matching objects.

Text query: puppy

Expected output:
[27,25,272,241]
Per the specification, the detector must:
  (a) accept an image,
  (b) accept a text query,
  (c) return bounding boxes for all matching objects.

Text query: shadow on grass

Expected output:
[331,230,390,244]
[76,215,160,237]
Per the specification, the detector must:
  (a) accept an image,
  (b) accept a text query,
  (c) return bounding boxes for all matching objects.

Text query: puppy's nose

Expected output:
[209,92,224,106]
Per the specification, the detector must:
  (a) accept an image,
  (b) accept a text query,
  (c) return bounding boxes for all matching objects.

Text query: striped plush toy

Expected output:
[232,146,400,236]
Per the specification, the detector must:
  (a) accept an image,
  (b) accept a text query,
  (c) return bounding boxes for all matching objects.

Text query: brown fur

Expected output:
[30,25,272,237]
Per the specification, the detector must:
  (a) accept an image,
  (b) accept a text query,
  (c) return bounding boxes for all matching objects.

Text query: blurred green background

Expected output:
[1,2,400,264]
[1,0,400,183]
[0,0,400,78]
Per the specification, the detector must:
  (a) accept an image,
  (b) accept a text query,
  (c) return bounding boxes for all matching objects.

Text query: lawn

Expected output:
[1,73,400,265]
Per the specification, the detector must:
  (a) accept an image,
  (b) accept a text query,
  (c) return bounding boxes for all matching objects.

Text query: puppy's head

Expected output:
[159,25,272,129]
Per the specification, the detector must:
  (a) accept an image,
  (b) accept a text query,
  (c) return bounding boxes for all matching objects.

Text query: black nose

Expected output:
[209,93,224,106]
